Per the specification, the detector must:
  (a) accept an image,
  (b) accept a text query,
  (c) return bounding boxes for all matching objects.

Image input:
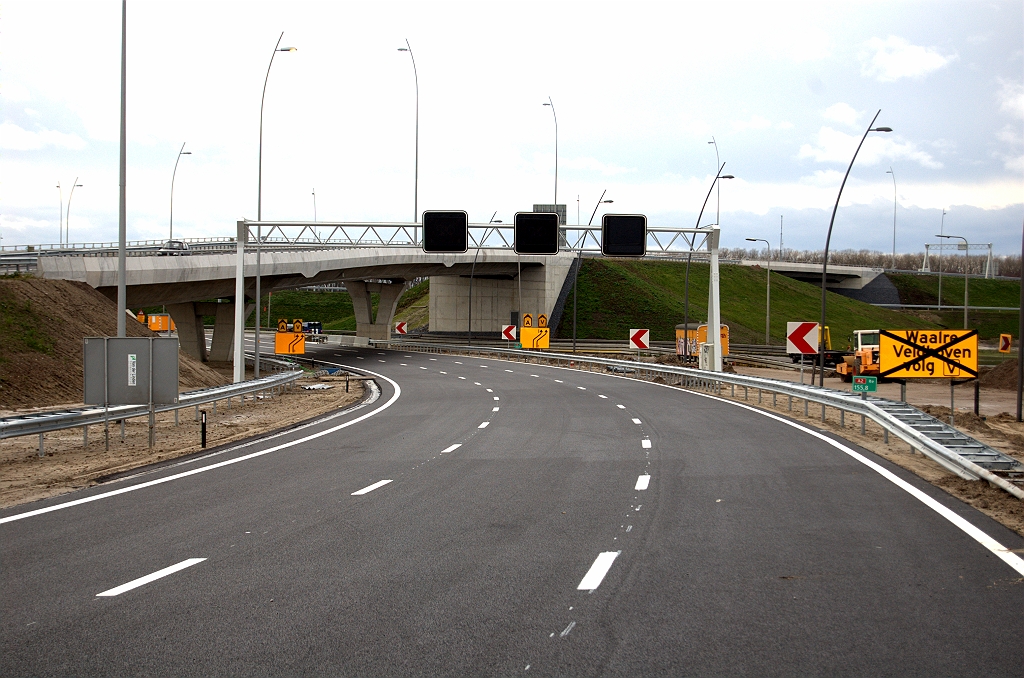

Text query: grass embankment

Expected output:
[888,273,1020,340]
[556,259,938,346]
[240,280,431,332]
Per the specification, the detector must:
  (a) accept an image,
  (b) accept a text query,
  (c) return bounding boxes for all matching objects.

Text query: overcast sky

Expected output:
[2,0,1022,255]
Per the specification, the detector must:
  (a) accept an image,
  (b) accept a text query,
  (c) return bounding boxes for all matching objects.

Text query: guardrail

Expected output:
[0,355,303,454]
[374,339,1024,500]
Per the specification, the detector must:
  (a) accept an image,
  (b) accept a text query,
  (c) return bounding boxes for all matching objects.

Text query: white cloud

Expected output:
[0,122,86,151]
[776,121,795,130]
[798,127,943,169]
[823,103,861,127]
[1,81,31,102]
[859,36,957,82]
[24,108,40,117]
[799,169,846,187]
[731,115,772,132]
[997,79,1024,119]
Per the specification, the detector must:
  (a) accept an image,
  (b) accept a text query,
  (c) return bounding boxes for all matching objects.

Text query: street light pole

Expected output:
[66,178,82,245]
[117,0,127,338]
[817,109,891,386]
[886,167,897,269]
[684,163,733,361]
[255,33,296,379]
[938,209,946,309]
[937,234,969,328]
[544,97,558,211]
[398,40,419,240]
[170,143,190,241]
[573,192,612,353]
[708,137,720,225]
[746,238,772,344]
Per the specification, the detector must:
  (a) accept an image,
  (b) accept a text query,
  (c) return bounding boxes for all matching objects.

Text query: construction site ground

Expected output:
[0,375,366,510]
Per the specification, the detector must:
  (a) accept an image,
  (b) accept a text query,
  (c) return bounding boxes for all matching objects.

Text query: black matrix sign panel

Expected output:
[514,212,559,255]
[422,211,468,253]
[602,214,647,257]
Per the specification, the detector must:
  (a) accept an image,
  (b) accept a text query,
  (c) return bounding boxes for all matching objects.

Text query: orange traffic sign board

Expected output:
[521,327,549,349]
[999,334,1012,353]
[275,331,305,355]
[879,329,978,379]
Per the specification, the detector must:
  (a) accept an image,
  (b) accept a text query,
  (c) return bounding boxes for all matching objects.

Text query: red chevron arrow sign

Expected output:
[999,333,1012,353]
[786,322,818,354]
[629,329,650,350]
[502,325,517,341]
[395,321,408,335]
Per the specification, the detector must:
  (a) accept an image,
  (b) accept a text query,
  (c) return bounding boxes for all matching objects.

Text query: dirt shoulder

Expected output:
[0,375,366,509]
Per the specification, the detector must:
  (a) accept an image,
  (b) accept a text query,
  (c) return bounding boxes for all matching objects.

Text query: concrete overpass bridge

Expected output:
[28,220,725,368]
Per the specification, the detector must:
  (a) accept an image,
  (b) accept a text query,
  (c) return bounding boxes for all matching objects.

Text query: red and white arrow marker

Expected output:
[1000,334,1012,352]
[501,325,517,341]
[629,329,650,350]
[395,321,408,335]
[786,321,818,354]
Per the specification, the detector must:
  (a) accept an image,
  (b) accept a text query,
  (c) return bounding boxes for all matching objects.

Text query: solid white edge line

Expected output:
[578,551,621,590]
[1,364,403,525]
[352,479,393,496]
[635,474,651,491]
[97,558,206,597]
[567,364,1024,578]
[478,421,490,428]
[441,444,462,454]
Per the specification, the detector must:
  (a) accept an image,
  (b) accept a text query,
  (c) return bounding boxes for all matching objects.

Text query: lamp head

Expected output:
[602,200,613,204]
[181,151,192,155]
[398,47,408,51]
[493,220,502,223]
[75,183,83,187]
[871,127,892,132]
[543,102,551,106]
[745,238,757,242]
[279,47,297,52]
[720,174,735,179]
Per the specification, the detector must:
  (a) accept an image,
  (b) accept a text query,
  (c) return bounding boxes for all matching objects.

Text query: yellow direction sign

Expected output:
[275,332,306,355]
[521,327,550,349]
[538,314,548,328]
[277,318,289,332]
[879,329,978,379]
[522,313,534,328]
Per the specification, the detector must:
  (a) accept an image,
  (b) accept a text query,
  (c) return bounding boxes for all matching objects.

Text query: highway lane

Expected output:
[2,343,1023,675]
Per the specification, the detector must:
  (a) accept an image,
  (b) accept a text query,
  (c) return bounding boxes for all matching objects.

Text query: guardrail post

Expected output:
[83,425,88,448]
[38,433,44,457]
[788,395,792,411]
[804,399,808,416]
[148,404,155,449]
[195,405,199,421]
[840,410,845,427]
[821,404,826,422]
[120,419,125,441]
[860,392,866,435]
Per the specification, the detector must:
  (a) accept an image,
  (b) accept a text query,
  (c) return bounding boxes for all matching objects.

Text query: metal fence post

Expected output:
[38,433,44,457]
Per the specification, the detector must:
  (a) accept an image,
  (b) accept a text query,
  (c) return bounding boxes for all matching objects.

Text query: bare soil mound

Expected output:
[0,277,226,410]
[979,359,1019,391]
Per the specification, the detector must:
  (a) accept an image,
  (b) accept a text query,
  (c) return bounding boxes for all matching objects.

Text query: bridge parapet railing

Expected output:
[374,339,1024,500]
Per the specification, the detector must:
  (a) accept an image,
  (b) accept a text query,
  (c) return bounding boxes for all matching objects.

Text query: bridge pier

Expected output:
[168,300,252,362]
[348,280,410,341]
[428,254,574,333]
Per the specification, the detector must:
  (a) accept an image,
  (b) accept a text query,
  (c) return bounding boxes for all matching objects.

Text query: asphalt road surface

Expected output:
[3,342,1023,676]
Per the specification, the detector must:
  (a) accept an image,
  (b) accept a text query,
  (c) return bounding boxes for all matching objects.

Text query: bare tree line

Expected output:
[722,247,1021,277]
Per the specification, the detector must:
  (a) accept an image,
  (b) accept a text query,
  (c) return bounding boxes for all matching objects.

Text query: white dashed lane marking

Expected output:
[632,418,642,425]
[578,552,621,591]
[474,382,482,385]
[492,407,499,412]
[555,380,563,383]
[577,387,586,390]
[459,377,466,380]
[616,404,625,409]
[635,475,651,491]
[478,421,490,429]
[642,439,652,449]
[493,396,500,401]
[505,369,513,372]
[96,558,206,597]
[441,444,462,454]
[486,388,493,392]
[352,479,393,496]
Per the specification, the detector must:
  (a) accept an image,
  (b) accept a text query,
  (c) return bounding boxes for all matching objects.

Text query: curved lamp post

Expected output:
[544,97,558,209]
[255,33,296,379]
[817,110,891,385]
[398,40,419,239]
[746,237,772,344]
[65,178,83,245]
[937,233,969,329]
[708,137,721,225]
[170,143,191,241]
[572,192,613,353]
[683,163,733,361]
[886,167,897,269]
